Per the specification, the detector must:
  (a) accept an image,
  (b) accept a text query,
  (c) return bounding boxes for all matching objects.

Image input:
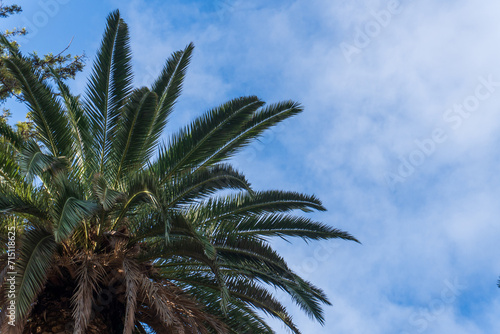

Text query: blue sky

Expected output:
[4,0,500,333]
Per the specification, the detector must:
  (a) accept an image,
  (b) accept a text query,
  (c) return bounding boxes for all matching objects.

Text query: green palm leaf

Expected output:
[164,164,252,208]
[14,227,56,322]
[50,67,91,179]
[51,182,98,242]
[144,43,194,156]
[0,119,24,151]
[91,174,124,211]
[189,190,326,229]
[113,87,158,183]
[155,96,264,178]
[0,142,23,188]
[227,213,359,242]
[0,185,47,220]
[198,100,303,168]
[18,140,66,182]
[85,10,133,176]
[3,56,72,158]
[188,285,275,334]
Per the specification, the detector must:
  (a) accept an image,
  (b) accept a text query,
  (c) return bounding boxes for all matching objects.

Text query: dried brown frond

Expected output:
[123,258,141,334]
[136,305,171,333]
[137,275,228,334]
[137,272,176,326]
[71,251,105,334]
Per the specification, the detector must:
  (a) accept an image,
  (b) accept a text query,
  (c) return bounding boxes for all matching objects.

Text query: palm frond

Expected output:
[188,190,326,229]
[72,252,105,334]
[0,119,24,151]
[143,42,194,157]
[167,212,217,260]
[112,172,160,229]
[137,274,176,327]
[236,263,330,324]
[0,141,24,188]
[181,257,330,325]
[92,173,124,211]
[198,100,303,168]
[15,227,56,323]
[49,67,91,179]
[85,10,133,176]
[223,213,360,243]
[3,56,73,158]
[112,87,158,183]
[123,259,141,334]
[51,182,98,242]
[164,164,252,208]
[180,283,275,334]
[183,275,301,334]
[18,140,66,182]
[154,96,264,178]
[0,34,21,56]
[0,185,47,220]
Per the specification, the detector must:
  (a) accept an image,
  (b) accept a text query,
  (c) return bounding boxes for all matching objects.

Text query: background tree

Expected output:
[0,1,85,115]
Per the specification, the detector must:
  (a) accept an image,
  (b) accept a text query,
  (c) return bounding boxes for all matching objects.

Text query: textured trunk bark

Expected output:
[22,285,110,334]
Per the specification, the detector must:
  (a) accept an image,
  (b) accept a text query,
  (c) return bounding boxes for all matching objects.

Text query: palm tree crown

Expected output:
[0,10,358,334]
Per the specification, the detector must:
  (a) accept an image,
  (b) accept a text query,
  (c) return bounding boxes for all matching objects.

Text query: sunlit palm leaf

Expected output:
[85,10,133,177]
[198,101,303,168]
[155,96,264,178]
[144,42,194,158]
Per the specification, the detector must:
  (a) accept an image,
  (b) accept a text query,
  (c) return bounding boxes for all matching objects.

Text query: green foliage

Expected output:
[0,3,21,18]
[14,227,57,321]
[0,2,85,105]
[0,10,357,333]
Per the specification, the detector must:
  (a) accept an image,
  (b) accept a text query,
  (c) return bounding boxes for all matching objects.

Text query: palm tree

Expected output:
[0,10,358,334]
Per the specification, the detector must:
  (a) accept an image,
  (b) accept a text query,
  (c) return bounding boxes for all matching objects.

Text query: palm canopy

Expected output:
[0,10,358,334]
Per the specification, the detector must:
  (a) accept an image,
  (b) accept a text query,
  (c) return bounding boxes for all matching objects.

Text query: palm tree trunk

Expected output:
[22,285,109,334]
